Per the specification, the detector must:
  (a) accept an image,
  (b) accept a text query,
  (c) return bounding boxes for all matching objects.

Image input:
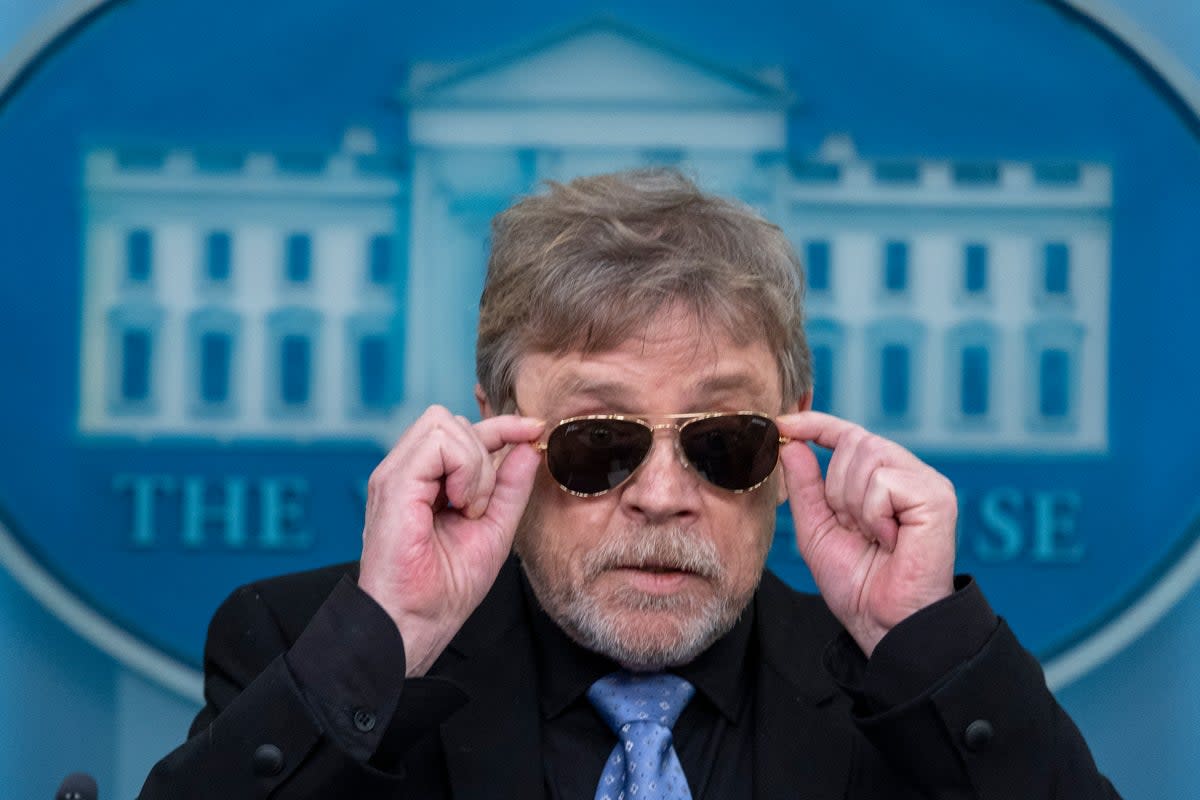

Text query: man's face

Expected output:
[506,306,792,669]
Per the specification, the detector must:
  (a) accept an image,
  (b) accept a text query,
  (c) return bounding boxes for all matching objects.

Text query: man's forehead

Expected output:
[533,353,777,411]
[515,304,783,410]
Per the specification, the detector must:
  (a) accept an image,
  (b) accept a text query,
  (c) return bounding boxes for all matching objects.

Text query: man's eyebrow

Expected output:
[543,375,632,408]
[542,371,770,410]
[694,372,769,398]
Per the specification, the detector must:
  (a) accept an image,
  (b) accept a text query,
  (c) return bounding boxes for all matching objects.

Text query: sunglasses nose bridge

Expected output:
[642,421,696,474]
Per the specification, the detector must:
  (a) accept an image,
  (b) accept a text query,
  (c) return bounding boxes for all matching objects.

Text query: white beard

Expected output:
[517,524,761,670]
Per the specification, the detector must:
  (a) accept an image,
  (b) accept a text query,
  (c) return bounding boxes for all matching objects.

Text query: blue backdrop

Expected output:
[1,2,1198,797]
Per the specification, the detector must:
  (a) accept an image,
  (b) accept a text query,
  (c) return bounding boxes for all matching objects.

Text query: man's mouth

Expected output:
[612,557,694,573]
[610,563,697,593]
[580,527,724,586]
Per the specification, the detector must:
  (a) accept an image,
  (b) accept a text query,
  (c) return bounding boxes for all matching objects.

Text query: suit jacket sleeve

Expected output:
[826,577,1121,799]
[138,572,465,799]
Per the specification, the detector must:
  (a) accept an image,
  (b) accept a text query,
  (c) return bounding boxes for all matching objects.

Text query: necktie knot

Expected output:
[587,672,695,800]
[588,671,695,732]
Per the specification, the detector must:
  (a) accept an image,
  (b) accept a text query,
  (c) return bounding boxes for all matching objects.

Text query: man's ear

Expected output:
[775,471,790,506]
[796,389,813,413]
[475,383,496,419]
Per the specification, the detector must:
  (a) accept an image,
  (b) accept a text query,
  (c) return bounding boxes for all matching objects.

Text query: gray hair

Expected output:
[476,168,811,409]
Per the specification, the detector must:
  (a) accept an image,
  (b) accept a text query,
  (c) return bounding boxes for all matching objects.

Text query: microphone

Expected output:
[55,772,97,800]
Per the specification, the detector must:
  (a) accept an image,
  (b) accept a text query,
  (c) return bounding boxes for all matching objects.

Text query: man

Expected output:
[141,169,1119,799]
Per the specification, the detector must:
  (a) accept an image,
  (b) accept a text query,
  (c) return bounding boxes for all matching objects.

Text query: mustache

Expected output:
[581,526,724,581]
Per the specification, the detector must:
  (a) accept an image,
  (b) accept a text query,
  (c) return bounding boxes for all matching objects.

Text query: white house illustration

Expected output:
[77,19,1111,453]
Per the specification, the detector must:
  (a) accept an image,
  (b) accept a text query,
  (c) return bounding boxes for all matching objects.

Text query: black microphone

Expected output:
[55,772,97,800]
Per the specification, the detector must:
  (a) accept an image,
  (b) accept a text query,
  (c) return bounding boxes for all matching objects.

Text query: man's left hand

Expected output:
[777,411,957,657]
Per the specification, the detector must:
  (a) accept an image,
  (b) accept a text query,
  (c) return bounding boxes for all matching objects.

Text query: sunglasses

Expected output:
[532,412,788,497]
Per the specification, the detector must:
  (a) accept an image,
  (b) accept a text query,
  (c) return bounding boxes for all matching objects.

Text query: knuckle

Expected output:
[422,404,455,426]
[861,434,890,460]
[825,486,846,510]
[366,465,389,495]
[846,424,870,446]
[477,461,497,489]
[937,475,958,506]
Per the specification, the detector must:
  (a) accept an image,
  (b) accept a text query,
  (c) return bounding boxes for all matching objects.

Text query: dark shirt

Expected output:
[284,565,997,795]
[525,578,757,800]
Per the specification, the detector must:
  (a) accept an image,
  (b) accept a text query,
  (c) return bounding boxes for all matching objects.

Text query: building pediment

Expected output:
[404,19,792,110]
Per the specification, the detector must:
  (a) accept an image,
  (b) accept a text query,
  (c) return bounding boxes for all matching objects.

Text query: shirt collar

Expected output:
[521,563,755,724]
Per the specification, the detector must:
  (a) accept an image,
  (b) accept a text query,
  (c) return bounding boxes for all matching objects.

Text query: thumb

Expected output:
[479,442,541,533]
[779,440,833,560]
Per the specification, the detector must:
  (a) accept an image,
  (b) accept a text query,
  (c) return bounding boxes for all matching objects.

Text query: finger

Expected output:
[438,427,489,513]
[778,412,860,532]
[778,439,836,561]
[780,440,879,595]
[442,414,546,521]
[778,411,925,536]
[434,442,542,585]
[841,435,895,530]
[472,415,544,510]
[777,411,925,471]
[372,408,536,512]
[374,405,466,476]
[776,410,859,452]
[362,410,482,541]
[397,410,487,509]
[472,414,546,453]
[478,442,542,536]
[823,425,867,523]
[455,415,498,520]
[861,466,902,551]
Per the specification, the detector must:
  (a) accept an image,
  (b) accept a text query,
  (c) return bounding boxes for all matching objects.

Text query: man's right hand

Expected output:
[357,406,545,677]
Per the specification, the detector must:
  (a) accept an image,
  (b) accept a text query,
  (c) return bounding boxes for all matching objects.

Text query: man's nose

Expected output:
[619,431,701,523]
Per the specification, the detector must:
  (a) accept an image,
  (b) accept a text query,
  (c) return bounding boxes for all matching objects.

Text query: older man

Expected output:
[141,170,1119,799]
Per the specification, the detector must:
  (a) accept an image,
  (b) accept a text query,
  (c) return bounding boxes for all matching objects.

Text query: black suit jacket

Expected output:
[140,559,1119,799]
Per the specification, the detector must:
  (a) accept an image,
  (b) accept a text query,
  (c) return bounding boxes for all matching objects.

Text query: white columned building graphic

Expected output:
[79,130,404,441]
[77,19,1112,454]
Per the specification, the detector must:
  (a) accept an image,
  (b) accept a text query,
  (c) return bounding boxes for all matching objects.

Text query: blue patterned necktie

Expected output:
[587,671,696,800]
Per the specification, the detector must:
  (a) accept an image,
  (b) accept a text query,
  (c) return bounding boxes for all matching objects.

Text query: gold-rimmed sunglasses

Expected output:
[532,412,789,497]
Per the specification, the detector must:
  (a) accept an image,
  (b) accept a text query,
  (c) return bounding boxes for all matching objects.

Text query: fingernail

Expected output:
[468,498,488,519]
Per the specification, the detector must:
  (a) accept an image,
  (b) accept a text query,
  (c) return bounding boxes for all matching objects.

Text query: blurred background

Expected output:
[2,1,1199,797]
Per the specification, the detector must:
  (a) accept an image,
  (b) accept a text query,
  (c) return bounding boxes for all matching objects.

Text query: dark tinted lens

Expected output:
[545,418,653,495]
[679,414,780,491]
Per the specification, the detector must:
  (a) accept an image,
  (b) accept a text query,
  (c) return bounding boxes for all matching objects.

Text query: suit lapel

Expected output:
[425,562,857,800]
[434,560,545,800]
[753,572,855,800]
